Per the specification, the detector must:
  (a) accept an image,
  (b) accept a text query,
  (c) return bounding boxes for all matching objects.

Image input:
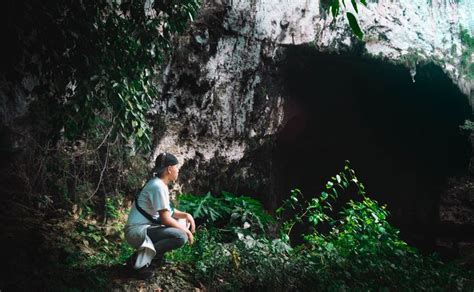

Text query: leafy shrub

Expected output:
[168,161,474,291]
[277,161,474,290]
[178,191,273,232]
[65,209,134,268]
[167,226,294,290]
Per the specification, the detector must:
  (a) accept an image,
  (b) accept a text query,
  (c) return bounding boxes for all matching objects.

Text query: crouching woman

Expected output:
[124,152,195,279]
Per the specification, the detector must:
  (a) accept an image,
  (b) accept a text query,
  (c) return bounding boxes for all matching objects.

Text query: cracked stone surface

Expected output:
[152,0,474,197]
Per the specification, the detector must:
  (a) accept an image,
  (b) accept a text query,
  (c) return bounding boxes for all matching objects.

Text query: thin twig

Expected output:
[87,143,110,201]
[31,148,48,190]
[94,125,114,151]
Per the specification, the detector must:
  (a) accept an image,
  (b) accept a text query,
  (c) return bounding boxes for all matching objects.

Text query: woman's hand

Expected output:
[186,230,194,245]
[186,213,196,234]
[172,209,196,233]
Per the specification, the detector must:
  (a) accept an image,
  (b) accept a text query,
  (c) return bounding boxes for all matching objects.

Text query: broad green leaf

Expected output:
[346,12,364,39]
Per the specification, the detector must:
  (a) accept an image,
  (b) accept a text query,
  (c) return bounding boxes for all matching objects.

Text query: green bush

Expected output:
[178,191,273,232]
[168,227,293,290]
[168,161,474,291]
[65,208,134,268]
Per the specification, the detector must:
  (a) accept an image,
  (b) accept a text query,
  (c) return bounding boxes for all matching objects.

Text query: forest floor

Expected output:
[0,203,205,291]
[108,263,203,291]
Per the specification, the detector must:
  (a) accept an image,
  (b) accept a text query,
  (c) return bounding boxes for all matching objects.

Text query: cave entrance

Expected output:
[274,46,472,251]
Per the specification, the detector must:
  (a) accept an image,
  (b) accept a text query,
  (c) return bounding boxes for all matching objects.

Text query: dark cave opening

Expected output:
[274,46,472,252]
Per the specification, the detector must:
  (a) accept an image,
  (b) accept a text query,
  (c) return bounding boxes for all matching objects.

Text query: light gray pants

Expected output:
[146,226,187,258]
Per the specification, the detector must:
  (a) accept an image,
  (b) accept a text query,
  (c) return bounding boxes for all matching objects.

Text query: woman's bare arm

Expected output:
[172,208,188,219]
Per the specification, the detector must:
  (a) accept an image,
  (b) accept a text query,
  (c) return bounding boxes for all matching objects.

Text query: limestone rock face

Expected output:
[153,0,473,195]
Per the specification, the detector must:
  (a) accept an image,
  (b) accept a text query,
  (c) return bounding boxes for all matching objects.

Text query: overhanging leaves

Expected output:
[346,12,364,39]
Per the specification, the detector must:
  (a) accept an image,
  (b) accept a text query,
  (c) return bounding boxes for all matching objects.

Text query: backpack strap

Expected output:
[135,186,162,225]
[135,198,162,225]
[134,179,175,225]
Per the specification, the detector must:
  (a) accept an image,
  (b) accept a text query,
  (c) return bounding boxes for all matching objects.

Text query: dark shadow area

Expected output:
[274,45,472,252]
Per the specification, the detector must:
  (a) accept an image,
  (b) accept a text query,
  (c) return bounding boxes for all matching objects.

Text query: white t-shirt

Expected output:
[124,177,173,249]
